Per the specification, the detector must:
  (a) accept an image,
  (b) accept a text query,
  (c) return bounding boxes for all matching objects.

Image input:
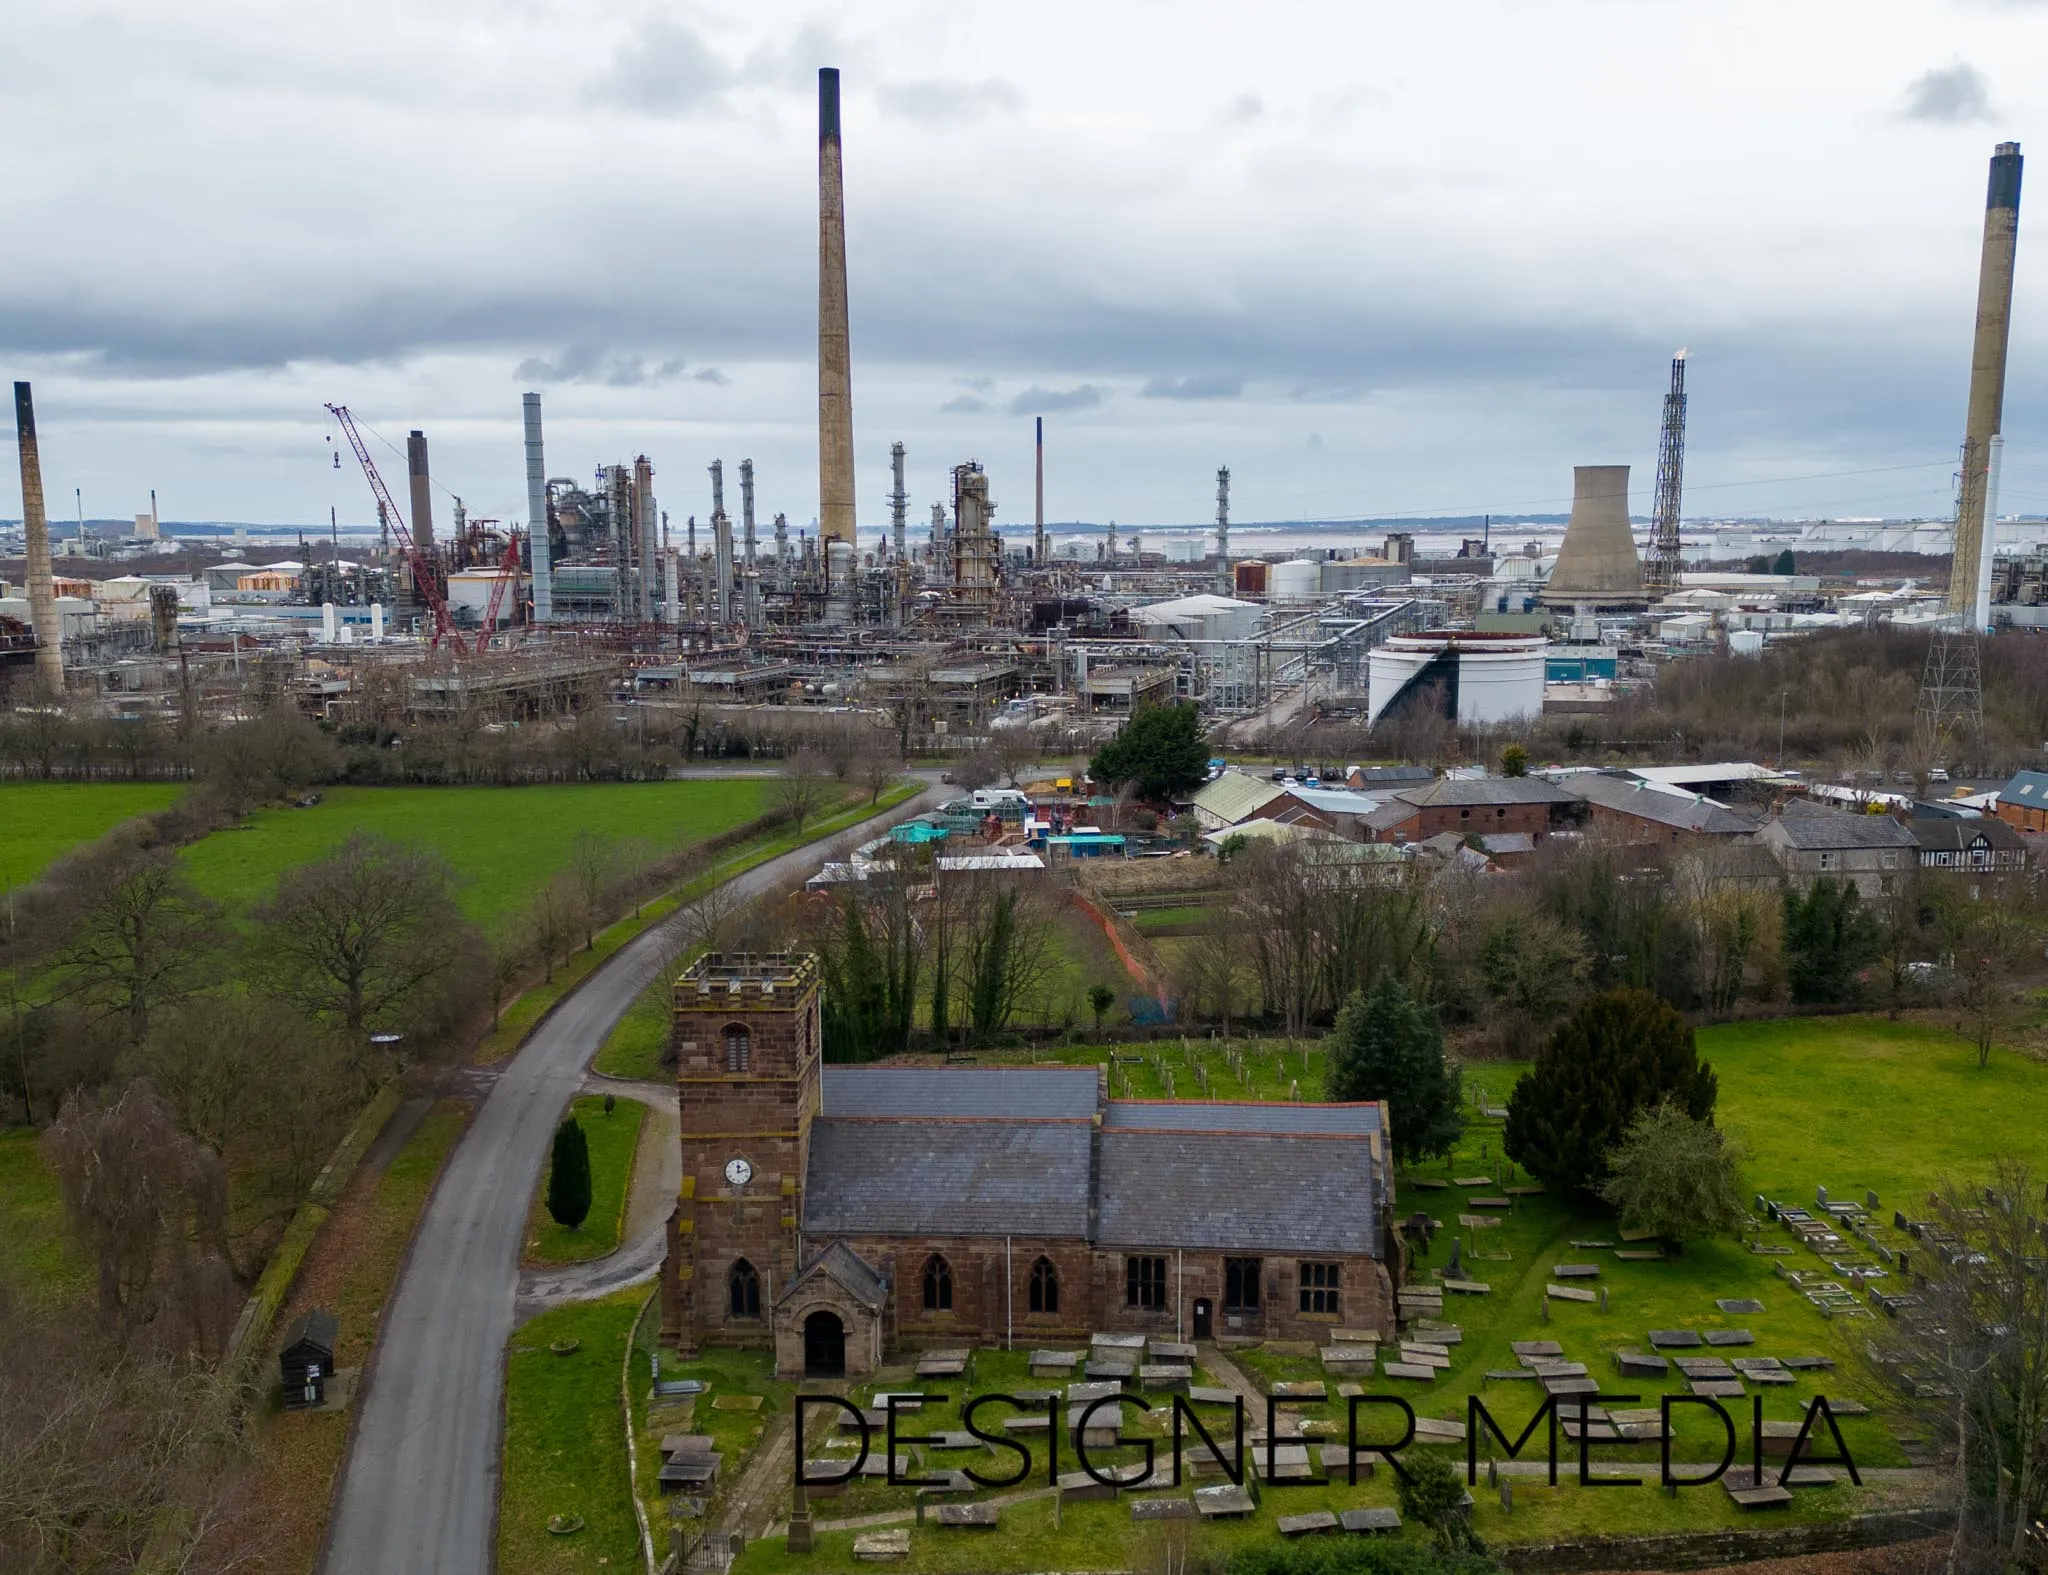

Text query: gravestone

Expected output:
[1339,1507,1402,1533]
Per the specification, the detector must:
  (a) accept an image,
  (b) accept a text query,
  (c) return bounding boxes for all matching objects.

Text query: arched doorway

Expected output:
[803,1310,846,1378]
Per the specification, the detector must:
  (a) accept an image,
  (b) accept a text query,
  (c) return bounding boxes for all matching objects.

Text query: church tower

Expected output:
[660,954,823,1354]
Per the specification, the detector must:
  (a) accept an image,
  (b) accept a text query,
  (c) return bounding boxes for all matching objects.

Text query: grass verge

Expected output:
[500,1290,647,1575]
[0,780,186,892]
[525,1095,647,1266]
[0,1127,90,1303]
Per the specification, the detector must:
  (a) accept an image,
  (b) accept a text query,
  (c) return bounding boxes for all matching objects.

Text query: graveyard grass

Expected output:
[500,1290,649,1575]
[525,1095,646,1266]
[180,780,773,931]
[709,1013,2043,1570]
[0,780,186,891]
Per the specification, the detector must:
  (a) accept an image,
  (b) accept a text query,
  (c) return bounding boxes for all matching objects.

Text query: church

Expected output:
[659,954,1400,1378]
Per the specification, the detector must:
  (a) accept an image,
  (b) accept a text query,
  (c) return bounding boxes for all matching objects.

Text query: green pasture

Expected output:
[0,781,185,891]
[181,780,772,929]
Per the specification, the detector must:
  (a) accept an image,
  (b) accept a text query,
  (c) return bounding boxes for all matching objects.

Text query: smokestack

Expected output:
[774,511,790,584]
[1035,418,1045,565]
[888,442,908,565]
[406,431,434,557]
[817,67,856,574]
[710,461,733,622]
[1215,466,1231,594]
[13,383,63,692]
[634,455,656,620]
[523,393,553,623]
[740,459,757,568]
[1949,140,2023,622]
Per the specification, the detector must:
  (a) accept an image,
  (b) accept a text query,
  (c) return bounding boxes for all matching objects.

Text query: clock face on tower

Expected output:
[724,1157,753,1187]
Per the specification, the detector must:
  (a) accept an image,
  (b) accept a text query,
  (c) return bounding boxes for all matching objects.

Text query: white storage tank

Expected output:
[1367,633,1546,728]
[1270,559,1321,605]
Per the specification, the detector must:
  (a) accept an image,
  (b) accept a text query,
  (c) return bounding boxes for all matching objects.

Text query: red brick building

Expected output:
[1361,775,1579,847]
[660,954,1398,1378]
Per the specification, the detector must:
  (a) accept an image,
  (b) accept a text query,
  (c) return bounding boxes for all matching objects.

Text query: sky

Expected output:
[4,0,2048,533]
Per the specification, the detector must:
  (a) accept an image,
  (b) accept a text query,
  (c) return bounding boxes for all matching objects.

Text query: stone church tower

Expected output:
[659,954,823,1355]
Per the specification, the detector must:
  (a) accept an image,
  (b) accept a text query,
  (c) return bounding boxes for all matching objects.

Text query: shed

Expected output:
[280,1308,339,1408]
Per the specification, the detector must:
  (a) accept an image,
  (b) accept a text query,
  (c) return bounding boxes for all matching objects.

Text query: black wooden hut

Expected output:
[279,1309,339,1408]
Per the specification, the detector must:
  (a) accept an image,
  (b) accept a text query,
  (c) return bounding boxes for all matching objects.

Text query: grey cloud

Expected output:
[590,17,735,117]
[957,375,996,393]
[941,394,990,414]
[1008,384,1104,415]
[1142,372,1243,400]
[1901,62,1992,124]
[884,77,1024,124]
[693,366,731,385]
[1225,93,1264,124]
[514,346,689,386]
[741,23,861,91]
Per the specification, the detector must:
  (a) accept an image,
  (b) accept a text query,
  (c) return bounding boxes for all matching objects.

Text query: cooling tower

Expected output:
[1542,465,1643,606]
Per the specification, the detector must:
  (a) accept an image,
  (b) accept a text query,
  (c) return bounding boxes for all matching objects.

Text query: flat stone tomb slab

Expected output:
[1279,1511,1339,1536]
[1068,1380,1122,1404]
[1744,1368,1797,1386]
[1561,1418,1620,1441]
[1442,1280,1492,1293]
[1529,1360,1589,1377]
[1010,1388,1057,1405]
[1512,1340,1564,1358]
[1691,1380,1745,1398]
[1085,1360,1136,1381]
[1674,1357,1735,1378]
[1705,1329,1755,1347]
[1092,1332,1147,1352]
[1615,1353,1668,1377]
[1824,1398,1870,1416]
[1056,1470,1120,1502]
[916,1357,967,1377]
[1614,1250,1665,1261]
[934,1502,998,1528]
[1411,1416,1465,1441]
[1140,1365,1192,1391]
[1030,1351,1081,1373]
[1383,1361,1436,1381]
[660,1433,716,1457]
[1451,1175,1494,1187]
[1570,1240,1615,1249]
[870,1392,923,1412]
[1781,1356,1835,1371]
[1649,1329,1703,1348]
[926,1431,987,1451]
[1723,1468,1794,1509]
[1340,1507,1402,1532]
[1149,1341,1196,1362]
[1485,1368,1538,1380]
[1717,1298,1766,1314]
[854,1454,917,1478]
[1319,1445,1376,1474]
[1543,1377,1598,1396]
[1331,1327,1385,1345]
[1552,1264,1601,1278]
[1272,1381,1327,1400]
[1002,1415,1049,1434]
[1546,1285,1598,1303]
[1458,1214,1501,1229]
[1185,1386,1237,1406]
[1396,1349,1450,1370]
[1467,1196,1512,1208]
[1130,1498,1196,1522]
[1410,1324,1462,1343]
[1503,1185,1545,1195]
[853,1530,911,1560]
[1194,1484,1256,1518]
[1403,1341,1451,1358]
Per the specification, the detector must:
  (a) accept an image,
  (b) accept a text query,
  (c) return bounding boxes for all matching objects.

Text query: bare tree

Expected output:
[567,829,621,950]
[992,728,1039,788]
[1936,876,2042,1068]
[252,831,473,1041]
[520,875,584,985]
[772,750,834,835]
[855,743,903,806]
[47,842,225,1045]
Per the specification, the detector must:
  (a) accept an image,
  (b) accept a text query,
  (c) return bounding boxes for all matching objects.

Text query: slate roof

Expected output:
[1770,798,1916,850]
[280,1308,338,1357]
[1284,786,1385,817]
[802,1118,1094,1237]
[1562,771,1763,834]
[1390,776,1574,809]
[1999,769,2048,807]
[1103,1100,1383,1136]
[821,1065,1099,1120]
[1095,1130,1382,1256]
[778,1240,889,1310]
[1906,816,2025,854]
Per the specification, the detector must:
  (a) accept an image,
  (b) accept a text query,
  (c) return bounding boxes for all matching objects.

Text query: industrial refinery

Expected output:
[0,81,2034,757]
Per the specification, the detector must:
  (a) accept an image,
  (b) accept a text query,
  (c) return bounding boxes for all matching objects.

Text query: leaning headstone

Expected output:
[1866,1189,1879,1211]
[1193,1484,1256,1518]
[1277,1511,1339,1537]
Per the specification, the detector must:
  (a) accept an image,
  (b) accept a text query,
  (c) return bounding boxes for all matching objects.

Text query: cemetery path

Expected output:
[324,782,945,1575]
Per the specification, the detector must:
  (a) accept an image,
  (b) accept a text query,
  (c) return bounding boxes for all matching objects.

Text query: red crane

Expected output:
[325,403,467,654]
[476,533,524,651]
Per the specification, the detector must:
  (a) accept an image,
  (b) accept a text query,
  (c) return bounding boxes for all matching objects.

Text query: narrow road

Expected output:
[324,784,941,1575]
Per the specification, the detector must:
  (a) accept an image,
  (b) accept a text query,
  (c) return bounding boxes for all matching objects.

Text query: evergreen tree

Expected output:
[1323,975,1463,1163]
[1772,548,1796,575]
[546,1116,592,1230]
[1782,877,1879,1005]
[1088,702,1209,801]
[1503,987,1717,1198]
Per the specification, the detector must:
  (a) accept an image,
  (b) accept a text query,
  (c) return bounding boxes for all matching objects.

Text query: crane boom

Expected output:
[325,403,465,653]
[476,534,523,651]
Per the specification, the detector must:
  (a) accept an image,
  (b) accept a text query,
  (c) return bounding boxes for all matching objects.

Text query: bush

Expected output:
[1598,1099,1747,1247]
[1089,703,1209,801]
[546,1117,592,1230]
[1783,878,1879,1005]
[1503,987,1717,1198]
[1396,1447,1484,1554]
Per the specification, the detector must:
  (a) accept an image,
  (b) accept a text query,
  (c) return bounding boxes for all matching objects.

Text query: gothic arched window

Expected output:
[729,1258,761,1318]
[724,1024,751,1073]
[1028,1256,1059,1314]
[922,1253,953,1312]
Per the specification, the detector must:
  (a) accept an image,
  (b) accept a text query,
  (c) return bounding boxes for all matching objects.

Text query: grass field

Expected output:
[0,781,185,891]
[500,1291,649,1575]
[525,1096,646,1266]
[181,781,773,929]
[0,1127,89,1303]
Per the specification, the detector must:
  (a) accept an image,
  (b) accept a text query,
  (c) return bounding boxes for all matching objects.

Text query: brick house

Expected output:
[1556,770,1762,845]
[1993,770,2048,836]
[1757,798,1916,897]
[1361,775,1578,847]
[660,954,1397,1378]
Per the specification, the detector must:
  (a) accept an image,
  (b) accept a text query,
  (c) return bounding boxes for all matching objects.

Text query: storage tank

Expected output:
[1270,559,1321,605]
[1368,632,1546,728]
[1234,560,1268,597]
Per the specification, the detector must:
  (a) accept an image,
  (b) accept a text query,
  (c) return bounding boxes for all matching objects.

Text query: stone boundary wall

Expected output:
[1493,1507,1952,1573]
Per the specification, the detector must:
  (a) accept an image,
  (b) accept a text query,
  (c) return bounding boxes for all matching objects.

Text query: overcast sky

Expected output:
[4,0,2047,532]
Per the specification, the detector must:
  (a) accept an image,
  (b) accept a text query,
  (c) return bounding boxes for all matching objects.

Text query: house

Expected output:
[1361,775,1578,848]
[1905,816,2027,874]
[279,1308,339,1408]
[1993,769,2048,835]
[1558,771,1763,844]
[1190,771,1290,831]
[660,955,1396,1378]
[1756,799,1916,896]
